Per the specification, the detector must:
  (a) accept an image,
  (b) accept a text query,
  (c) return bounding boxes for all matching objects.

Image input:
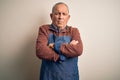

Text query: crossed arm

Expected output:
[36,27,83,62]
[49,40,79,49]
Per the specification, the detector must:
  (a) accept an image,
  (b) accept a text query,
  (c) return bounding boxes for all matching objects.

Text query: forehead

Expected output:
[53,4,69,13]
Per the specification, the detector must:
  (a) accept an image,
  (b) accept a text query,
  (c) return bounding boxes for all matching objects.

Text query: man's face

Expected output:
[50,4,70,29]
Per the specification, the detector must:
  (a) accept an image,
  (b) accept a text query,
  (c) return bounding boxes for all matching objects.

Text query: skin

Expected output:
[50,3,70,29]
[49,3,78,48]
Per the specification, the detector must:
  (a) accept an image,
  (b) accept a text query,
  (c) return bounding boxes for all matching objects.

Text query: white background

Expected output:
[0,0,120,80]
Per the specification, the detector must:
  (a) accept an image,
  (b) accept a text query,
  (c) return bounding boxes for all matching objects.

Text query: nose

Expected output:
[58,13,63,19]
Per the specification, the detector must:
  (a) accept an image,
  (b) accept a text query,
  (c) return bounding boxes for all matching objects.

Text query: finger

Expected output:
[75,41,78,44]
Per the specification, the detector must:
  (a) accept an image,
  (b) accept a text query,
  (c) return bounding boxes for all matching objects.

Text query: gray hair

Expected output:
[52,2,69,13]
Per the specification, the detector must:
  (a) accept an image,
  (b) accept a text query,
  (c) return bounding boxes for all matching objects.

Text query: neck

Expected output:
[52,24,66,30]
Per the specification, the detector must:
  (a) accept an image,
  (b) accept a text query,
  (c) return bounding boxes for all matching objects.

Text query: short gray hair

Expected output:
[52,2,69,13]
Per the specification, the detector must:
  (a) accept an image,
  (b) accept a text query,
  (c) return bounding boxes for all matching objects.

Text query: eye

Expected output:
[54,12,59,15]
[53,12,68,16]
[62,13,67,16]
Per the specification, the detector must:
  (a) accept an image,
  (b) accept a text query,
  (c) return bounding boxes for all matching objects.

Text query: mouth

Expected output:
[58,20,63,23]
[57,22,63,25]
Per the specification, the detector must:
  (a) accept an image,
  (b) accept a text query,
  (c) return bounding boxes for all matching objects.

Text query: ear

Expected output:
[68,15,70,20]
[50,13,53,19]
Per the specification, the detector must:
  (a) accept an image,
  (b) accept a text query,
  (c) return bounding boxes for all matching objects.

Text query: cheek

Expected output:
[65,18,69,22]
[52,16,58,21]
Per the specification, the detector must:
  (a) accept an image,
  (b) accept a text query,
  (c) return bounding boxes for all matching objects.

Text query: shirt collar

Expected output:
[50,24,69,33]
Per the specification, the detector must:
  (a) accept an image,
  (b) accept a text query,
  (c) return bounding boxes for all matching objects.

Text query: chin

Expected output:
[57,24,65,28]
[57,26,64,29]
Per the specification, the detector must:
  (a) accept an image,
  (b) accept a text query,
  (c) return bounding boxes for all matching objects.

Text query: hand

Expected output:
[70,40,78,45]
[48,43,54,49]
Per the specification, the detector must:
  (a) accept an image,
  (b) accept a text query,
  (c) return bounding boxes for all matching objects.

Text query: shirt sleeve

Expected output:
[60,28,83,58]
[36,26,59,62]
